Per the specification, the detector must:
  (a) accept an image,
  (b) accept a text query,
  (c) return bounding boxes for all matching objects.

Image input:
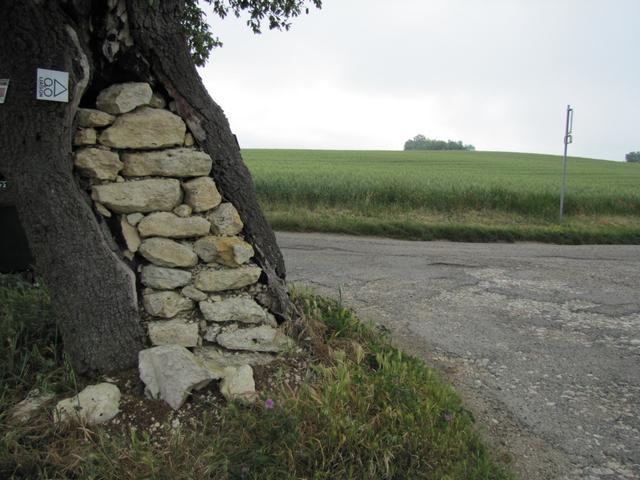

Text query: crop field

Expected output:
[243,149,640,243]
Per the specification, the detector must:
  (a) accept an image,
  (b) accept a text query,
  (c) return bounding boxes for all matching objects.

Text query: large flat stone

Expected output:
[141,264,192,290]
[77,108,116,128]
[120,217,141,252]
[216,325,293,353]
[73,128,97,146]
[194,347,275,375]
[91,179,182,214]
[74,148,123,181]
[99,107,186,150]
[143,291,194,318]
[182,177,221,212]
[96,82,153,114]
[138,212,211,238]
[199,297,272,325]
[219,365,256,403]
[139,345,216,410]
[193,236,254,267]
[54,383,120,425]
[121,148,212,178]
[194,266,262,292]
[138,237,198,268]
[181,285,208,302]
[147,319,199,347]
[208,203,244,236]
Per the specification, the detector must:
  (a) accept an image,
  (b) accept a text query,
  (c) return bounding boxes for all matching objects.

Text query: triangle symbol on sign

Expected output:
[53,79,67,97]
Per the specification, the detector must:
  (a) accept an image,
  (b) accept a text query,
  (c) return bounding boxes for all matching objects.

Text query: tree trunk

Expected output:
[0,0,294,374]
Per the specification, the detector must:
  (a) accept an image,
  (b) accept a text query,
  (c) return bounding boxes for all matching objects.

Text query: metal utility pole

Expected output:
[559,105,574,222]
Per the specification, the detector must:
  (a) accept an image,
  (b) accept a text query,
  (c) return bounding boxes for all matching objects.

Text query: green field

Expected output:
[244,149,640,243]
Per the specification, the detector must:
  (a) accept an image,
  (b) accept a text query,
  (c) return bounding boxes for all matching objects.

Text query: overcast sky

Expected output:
[199,0,639,161]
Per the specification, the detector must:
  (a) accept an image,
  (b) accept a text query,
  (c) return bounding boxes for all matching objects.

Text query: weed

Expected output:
[0,279,513,479]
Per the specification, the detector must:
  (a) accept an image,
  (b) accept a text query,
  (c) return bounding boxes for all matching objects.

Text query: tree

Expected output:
[625,152,640,163]
[0,0,321,374]
[404,134,475,151]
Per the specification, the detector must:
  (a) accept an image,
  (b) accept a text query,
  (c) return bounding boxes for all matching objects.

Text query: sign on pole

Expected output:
[36,68,69,103]
[559,105,574,222]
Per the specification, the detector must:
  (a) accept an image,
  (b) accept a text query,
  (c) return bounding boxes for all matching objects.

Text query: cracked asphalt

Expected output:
[277,232,640,480]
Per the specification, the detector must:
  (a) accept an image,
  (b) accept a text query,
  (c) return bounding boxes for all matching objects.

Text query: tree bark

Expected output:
[0,0,294,374]
[0,1,146,374]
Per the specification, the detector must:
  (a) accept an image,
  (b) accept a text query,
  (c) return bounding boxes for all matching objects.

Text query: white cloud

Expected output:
[199,0,640,160]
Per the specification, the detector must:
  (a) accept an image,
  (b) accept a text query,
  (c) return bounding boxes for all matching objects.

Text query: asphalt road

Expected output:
[277,232,640,480]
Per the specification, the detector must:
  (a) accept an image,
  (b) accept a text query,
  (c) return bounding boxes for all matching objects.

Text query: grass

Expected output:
[0,276,513,479]
[243,149,640,243]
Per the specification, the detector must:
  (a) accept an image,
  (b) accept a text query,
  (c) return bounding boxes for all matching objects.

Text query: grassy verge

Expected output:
[1,276,513,479]
[264,205,640,244]
[244,149,640,244]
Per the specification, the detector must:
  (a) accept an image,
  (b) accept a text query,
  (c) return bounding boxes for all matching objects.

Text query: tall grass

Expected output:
[244,149,640,218]
[0,275,70,406]
[0,276,513,479]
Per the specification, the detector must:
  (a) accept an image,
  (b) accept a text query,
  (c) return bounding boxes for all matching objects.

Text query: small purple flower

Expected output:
[443,411,455,423]
[265,398,275,409]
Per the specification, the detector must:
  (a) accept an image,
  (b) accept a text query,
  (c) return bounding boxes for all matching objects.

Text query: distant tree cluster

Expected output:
[404,134,475,151]
[625,151,640,163]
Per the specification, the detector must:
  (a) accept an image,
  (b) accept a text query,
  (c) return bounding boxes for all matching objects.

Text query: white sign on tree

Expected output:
[0,79,9,104]
[36,68,69,103]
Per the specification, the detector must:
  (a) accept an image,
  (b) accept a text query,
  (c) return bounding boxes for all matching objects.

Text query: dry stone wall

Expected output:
[73,82,291,407]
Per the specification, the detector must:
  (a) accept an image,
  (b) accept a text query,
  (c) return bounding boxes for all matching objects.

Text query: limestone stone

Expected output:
[194,347,275,372]
[141,264,191,290]
[139,345,216,410]
[148,319,199,347]
[143,291,194,318]
[77,108,116,128]
[138,212,211,238]
[74,147,123,181]
[121,148,212,178]
[54,383,120,425]
[199,297,272,325]
[208,203,243,236]
[220,365,256,403]
[181,285,208,302]
[92,179,182,214]
[120,217,141,252]
[8,389,55,424]
[139,237,197,268]
[184,132,194,147]
[202,324,221,343]
[194,266,262,292]
[149,92,166,109]
[173,204,192,217]
[96,82,153,114]
[99,107,186,150]
[127,212,144,226]
[182,177,221,212]
[216,325,292,353]
[95,202,112,218]
[194,236,254,267]
[73,128,97,146]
